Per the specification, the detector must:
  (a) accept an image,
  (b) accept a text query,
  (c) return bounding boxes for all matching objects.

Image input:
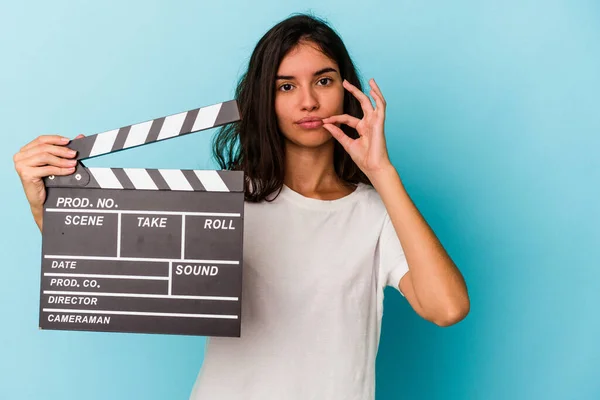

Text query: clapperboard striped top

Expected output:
[84,168,243,192]
[70,100,239,160]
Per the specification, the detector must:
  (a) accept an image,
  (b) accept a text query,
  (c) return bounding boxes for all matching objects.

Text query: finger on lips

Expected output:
[322,114,360,129]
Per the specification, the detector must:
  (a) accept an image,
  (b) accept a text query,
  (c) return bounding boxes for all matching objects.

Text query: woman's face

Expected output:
[274,41,344,149]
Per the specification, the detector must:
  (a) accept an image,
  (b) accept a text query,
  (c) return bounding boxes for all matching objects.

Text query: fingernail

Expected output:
[61,137,70,143]
[68,149,76,156]
[68,159,77,165]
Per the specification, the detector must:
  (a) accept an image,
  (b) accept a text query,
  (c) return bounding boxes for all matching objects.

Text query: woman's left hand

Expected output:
[322,78,393,178]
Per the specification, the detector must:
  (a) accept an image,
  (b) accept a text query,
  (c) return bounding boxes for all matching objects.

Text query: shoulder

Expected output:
[356,183,392,231]
[357,183,386,211]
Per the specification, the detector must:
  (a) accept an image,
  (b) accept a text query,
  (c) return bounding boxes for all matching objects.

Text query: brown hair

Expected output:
[212,13,371,202]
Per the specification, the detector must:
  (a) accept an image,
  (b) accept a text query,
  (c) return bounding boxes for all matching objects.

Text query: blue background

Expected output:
[1,1,599,399]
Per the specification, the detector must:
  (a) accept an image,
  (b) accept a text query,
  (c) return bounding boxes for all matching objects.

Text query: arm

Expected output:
[323,78,469,327]
[372,166,469,326]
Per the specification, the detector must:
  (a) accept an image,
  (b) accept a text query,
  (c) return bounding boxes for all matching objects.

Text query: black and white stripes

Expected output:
[70,100,239,160]
[85,168,243,192]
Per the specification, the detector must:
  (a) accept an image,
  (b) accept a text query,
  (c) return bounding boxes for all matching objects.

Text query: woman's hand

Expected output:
[13,134,84,230]
[322,78,393,178]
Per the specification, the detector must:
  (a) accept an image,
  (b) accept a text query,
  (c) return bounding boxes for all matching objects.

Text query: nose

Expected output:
[300,86,319,112]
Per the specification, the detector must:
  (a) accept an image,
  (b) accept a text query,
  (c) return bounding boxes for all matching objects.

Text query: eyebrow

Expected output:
[275,67,339,80]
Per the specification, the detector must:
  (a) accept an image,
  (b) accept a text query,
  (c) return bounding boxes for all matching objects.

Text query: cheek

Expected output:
[337,92,345,113]
[274,96,292,127]
[330,87,345,114]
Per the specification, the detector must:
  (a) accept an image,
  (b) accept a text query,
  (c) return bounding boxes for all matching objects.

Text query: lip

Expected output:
[295,116,324,129]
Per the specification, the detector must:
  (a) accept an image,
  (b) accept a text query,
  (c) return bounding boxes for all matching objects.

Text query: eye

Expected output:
[317,77,333,86]
[279,83,294,92]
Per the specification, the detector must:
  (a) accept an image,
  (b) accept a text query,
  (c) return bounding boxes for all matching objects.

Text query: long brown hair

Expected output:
[212,13,371,202]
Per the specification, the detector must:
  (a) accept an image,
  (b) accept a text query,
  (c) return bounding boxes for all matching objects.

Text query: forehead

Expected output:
[277,41,338,75]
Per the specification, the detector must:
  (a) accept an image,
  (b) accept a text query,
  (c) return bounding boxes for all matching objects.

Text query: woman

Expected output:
[14,13,469,400]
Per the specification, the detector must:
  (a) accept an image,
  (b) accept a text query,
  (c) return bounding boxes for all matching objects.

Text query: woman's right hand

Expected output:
[13,134,84,231]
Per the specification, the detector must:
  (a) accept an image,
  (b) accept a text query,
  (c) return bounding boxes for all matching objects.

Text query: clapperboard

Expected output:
[39,100,245,337]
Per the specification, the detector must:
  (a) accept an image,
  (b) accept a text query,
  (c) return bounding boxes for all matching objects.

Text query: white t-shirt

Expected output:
[189,182,409,400]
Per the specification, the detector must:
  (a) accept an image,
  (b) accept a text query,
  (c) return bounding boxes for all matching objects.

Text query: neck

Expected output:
[283,139,349,197]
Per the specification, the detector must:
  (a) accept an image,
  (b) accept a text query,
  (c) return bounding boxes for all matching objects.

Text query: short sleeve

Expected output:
[378,214,410,296]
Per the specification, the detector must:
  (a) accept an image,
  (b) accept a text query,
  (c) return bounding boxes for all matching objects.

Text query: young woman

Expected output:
[14,13,469,400]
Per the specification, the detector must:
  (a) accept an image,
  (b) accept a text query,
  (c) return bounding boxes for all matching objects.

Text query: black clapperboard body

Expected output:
[39,100,244,337]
